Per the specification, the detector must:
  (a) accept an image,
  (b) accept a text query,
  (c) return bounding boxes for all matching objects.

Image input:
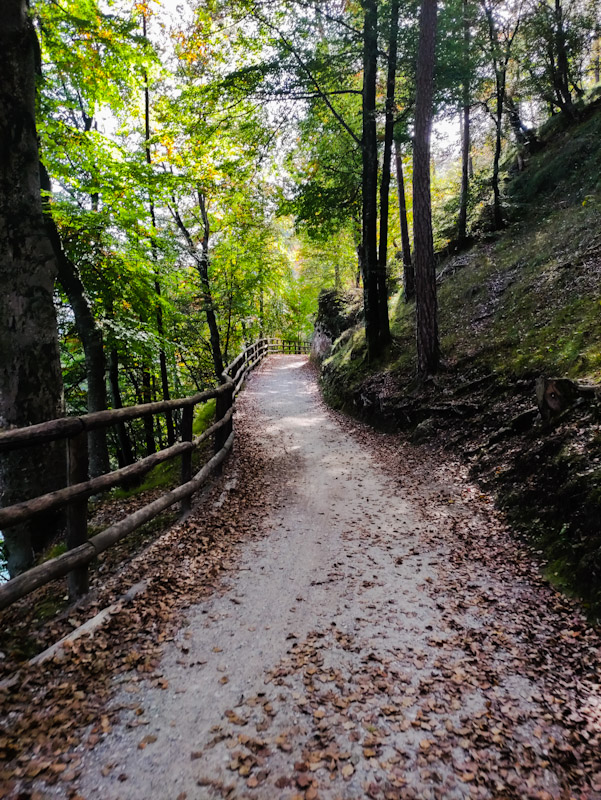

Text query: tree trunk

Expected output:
[505,95,526,146]
[362,0,380,359]
[108,349,134,468]
[413,0,440,379]
[40,165,110,478]
[197,193,225,382]
[0,0,66,576]
[394,140,414,301]
[142,24,175,447]
[457,0,471,246]
[376,0,399,348]
[482,1,520,231]
[141,367,155,456]
[492,81,504,230]
[553,0,575,116]
[457,103,471,241]
[155,280,175,445]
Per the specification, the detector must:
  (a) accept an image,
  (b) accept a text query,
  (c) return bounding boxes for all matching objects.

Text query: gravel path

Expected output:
[75,355,601,800]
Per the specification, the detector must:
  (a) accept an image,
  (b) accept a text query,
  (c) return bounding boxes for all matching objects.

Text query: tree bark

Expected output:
[376,0,399,348]
[491,88,504,229]
[457,0,471,246]
[142,20,175,447]
[141,367,155,456]
[0,0,66,576]
[169,196,224,381]
[40,165,110,478]
[197,193,225,382]
[154,281,175,445]
[362,0,380,359]
[394,140,414,301]
[481,1,520,230]
[553,0,575,116]
[413,0,440,379]
[108,349,135,468]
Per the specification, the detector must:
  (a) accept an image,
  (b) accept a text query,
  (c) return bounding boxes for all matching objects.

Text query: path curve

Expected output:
[76,355,601,800]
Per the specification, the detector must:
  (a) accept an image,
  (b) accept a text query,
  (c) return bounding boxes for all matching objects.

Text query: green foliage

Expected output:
[508,106,601,206]
[193,399,216,435]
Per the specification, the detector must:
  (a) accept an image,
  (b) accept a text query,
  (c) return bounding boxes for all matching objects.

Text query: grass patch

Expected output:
[193,398,216,435]
[110,398,218,501]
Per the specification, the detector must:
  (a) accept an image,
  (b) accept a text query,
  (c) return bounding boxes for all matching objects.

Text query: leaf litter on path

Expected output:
[2,355,600,800]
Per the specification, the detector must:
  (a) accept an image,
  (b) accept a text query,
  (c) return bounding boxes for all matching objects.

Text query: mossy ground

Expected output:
[321,103,601,618]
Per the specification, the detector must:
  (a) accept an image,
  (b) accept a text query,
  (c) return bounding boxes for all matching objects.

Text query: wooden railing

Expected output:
[0,337,309,610]
[274,338,311,354]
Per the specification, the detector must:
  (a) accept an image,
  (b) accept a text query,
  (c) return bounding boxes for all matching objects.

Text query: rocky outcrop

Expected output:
[311,288,363,362]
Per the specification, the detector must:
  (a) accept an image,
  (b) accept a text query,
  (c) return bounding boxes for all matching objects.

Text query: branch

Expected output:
[250,7,361,145]
[256,88,362,100]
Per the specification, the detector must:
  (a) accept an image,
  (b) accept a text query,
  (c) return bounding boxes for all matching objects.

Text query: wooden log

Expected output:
[215,383,234,455]
[90,432,234,556]
[66,431,90,599]
[0,411,235,529]
[0,383,232,452]
[29,580,148,666]
[0,542,95,610]
[224,351,244,378]
[0,417,83,452]
[0,439,194,527]
[0,432,235,610]
[232,360,247,387]
[536,377,598,422]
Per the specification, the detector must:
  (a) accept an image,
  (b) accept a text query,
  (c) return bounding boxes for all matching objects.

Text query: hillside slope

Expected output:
[320,100,601,616]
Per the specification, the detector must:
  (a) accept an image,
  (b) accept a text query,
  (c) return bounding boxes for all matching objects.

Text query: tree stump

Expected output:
[535,377,597,422]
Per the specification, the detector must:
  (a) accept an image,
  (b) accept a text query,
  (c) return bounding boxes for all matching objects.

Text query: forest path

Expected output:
[76,356,601,800]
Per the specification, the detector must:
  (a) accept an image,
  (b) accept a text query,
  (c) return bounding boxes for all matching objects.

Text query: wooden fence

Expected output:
[0,337,310,610]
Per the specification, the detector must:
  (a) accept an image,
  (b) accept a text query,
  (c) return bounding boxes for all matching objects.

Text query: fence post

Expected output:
[215,383,234,457]
[180,404,194,517]
[66,430,89,600]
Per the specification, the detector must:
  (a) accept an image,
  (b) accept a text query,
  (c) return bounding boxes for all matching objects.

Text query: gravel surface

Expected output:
[72,355,601,800]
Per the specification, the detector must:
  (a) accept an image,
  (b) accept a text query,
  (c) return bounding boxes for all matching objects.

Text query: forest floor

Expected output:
[3,355,601,800]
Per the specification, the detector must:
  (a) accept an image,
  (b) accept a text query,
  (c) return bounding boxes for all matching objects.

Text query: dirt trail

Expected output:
[74,355,601,800]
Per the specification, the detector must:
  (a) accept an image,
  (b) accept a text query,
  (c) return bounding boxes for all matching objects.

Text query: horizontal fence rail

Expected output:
[0,337,310,610]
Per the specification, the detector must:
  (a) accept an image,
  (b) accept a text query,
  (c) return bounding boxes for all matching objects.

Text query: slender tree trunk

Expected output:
[40,165,110,478]
[492,79,504,230]
[413,0,440,379]
[143,21,175,446]
[362,0,380,359]
[197,193,225,381]
[505,94,526,146]
[0,0,66,576]
[482,1,520,229]
[457,0,471,246]
[141,367,155,456]
[223,276,234,362]
[154,280,175,444]
[353,218,362,287]
[457,104,471,242]
[376,0,399,347]
[554,0,574,115]
[394,140,414,301]
[169,196,224,380]
[108,349,134,468]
